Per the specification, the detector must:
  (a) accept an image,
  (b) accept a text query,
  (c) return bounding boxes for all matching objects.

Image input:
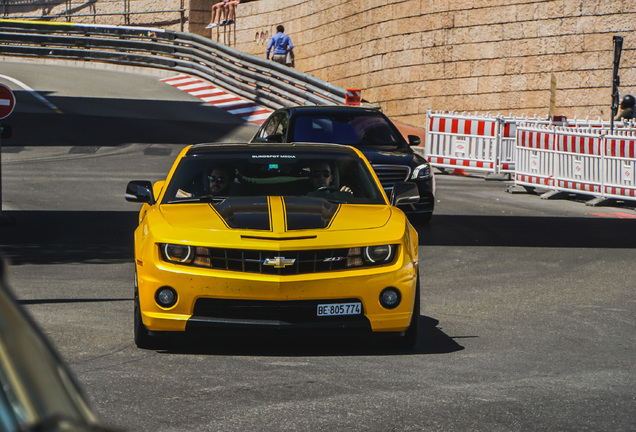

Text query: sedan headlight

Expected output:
[411,163,432,179]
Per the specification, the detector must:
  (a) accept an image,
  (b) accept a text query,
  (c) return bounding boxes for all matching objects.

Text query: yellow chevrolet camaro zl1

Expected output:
[126,142,420,349]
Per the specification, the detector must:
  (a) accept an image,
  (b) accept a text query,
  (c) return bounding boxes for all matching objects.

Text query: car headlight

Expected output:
[364,245,394,263]
[161,244,193,263]
[411,163,432,179]
[347,245,396,267]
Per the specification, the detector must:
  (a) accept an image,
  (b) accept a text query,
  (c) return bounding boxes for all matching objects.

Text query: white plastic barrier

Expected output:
[426,111,500,173]
[513,124,636,204]
[426,110,636,190]
[603,130,636,200]
[553,128,604,195]
[514,125,556,189]
[425,110,554,175]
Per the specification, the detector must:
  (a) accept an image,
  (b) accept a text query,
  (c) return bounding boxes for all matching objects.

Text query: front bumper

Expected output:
[137,254,417,335]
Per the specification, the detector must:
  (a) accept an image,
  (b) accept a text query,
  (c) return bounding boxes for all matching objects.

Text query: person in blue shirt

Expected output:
[266,25,294,66]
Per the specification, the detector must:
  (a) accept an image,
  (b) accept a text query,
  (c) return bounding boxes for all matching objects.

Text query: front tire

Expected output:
[380,276,420,349]
[134,269,159,349]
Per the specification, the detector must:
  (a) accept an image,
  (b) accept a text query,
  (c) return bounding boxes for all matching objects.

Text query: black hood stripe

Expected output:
[283,196,340,231]
[211,196,340,231]
[212,196,271,230]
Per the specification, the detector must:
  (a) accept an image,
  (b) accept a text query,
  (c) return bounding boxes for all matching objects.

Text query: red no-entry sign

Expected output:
[0,84,16,120]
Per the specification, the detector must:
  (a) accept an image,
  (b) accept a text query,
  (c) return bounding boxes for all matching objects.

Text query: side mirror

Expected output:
[390,182,420,206]
[265,134,283,143]
[125,180,155,204]
[407,135,421,146]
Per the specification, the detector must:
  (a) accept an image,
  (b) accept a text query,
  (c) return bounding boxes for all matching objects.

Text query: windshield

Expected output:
[161,150,385,205]
[290,113,404,148]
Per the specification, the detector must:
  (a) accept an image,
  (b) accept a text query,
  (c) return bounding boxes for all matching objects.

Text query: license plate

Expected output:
[317,302,362,317]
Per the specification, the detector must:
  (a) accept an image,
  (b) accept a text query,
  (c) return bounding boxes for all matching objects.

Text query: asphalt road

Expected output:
[0,60,634,431]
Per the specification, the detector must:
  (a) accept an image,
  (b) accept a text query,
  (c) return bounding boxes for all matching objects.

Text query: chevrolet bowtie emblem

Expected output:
[263,257,296,268]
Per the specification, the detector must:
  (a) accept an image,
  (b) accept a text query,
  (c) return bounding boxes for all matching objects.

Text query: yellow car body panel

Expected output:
[129,143,420,343]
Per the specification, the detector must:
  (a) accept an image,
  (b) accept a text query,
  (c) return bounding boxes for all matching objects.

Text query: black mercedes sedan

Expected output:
[250,105,435,224]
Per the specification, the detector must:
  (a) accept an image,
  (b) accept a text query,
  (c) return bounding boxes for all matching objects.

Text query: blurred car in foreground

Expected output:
[251,105,435,224]
[126,142,421,349]
[0,256,115,432]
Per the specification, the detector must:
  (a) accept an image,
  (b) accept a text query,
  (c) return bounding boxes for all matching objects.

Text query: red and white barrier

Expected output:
[513,124,636,204]
[553,129,603,195]
[425,110,636,204]
[603,131,636,200]
[426,111,500,173]
[514,126,556,189]
[426,110,555,175]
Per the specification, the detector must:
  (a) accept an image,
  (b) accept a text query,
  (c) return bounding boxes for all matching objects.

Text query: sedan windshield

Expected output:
[162,150,386,205]
[291,113,404,148]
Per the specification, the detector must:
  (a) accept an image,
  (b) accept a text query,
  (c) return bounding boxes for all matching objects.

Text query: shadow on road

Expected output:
[154,315,465,357]
[0,210,138,265]
[415,214,636,248]
[2,211,635,265]
[3,94,255,147]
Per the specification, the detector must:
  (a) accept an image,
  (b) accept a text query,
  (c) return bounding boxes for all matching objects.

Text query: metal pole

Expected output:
[610,35,623,134]
[180,0,184,32]
[0,121,13,226]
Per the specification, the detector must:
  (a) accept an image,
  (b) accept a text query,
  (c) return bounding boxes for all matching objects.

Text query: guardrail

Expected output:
[0,19,347,110]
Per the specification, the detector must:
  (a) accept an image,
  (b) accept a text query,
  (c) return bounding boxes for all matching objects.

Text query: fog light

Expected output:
[155,286,178,308]
[379,287,401,309]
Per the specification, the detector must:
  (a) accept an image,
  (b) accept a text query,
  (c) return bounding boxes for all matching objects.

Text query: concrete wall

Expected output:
[6,0,635,129]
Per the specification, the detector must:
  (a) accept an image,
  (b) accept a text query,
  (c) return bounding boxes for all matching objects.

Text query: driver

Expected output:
[176,164,234,198]
[207,164,234,196]
[308,161,352,194]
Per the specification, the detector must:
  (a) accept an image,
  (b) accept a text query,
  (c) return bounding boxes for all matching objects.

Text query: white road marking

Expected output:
[0,73,62,113]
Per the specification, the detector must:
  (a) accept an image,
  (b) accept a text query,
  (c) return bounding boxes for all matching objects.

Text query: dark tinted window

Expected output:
[291,113,403,148]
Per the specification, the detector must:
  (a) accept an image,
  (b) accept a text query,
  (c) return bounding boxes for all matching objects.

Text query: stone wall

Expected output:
[192,0,636,128]
[5,0,635,128]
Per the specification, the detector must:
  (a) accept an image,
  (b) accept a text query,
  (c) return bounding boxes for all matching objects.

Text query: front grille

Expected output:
[195,248,354,275]
[372,164,411,189]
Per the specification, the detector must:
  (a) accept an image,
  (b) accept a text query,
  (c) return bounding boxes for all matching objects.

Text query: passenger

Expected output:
[266,25,294,66]
[307,161,352,195]
[615,95,635,121]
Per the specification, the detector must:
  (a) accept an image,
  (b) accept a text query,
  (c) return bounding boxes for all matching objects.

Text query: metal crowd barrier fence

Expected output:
[0,19,347,110]
[425,110,636,177]
[513,124,636,204]
[425,110,503,174]
[425,110,557,175]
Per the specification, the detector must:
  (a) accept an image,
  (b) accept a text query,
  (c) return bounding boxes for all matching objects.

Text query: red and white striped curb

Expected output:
[160,74,272,124]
